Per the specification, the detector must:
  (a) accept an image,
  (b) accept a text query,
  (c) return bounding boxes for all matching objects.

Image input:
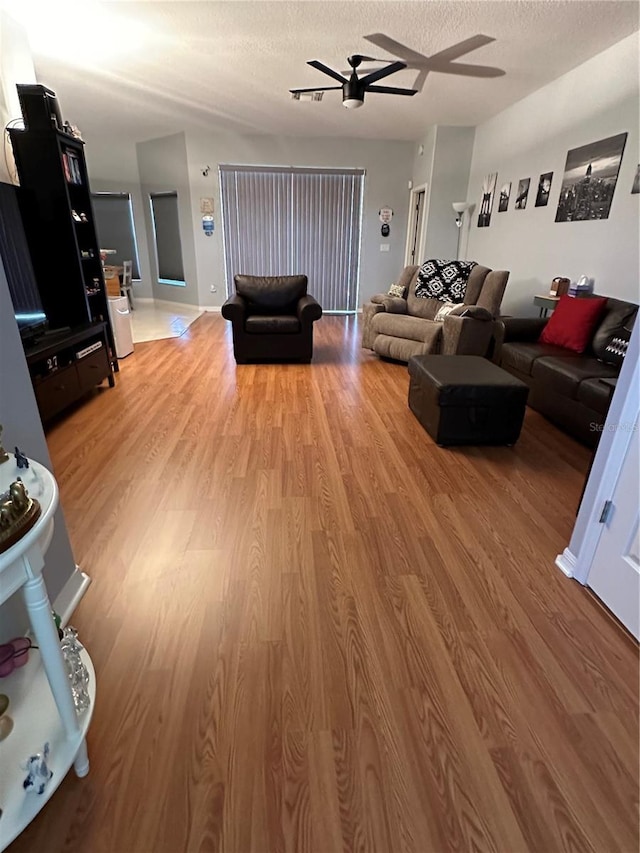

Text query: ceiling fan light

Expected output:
[343,98,364,109]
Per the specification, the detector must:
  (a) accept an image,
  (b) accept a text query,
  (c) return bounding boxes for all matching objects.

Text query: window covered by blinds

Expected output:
[150,192,185,285]
[91,193,140,279]
[219,165,364,313]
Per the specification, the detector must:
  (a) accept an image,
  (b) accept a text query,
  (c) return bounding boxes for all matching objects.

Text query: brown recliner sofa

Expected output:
[362,263,509,362]
[222,274,322,363]
[493,296,637,447]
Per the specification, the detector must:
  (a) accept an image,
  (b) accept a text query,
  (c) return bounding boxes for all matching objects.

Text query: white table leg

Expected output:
[74,738,90,777]
[22,574,80,741]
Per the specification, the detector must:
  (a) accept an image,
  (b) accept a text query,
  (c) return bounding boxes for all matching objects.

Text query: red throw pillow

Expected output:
[539,295,608,353]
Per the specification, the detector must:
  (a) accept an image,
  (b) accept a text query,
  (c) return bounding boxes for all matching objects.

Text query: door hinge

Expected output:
[599,500,613,524]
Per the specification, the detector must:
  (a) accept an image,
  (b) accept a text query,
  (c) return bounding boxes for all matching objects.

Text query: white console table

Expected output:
[0,457,95,851]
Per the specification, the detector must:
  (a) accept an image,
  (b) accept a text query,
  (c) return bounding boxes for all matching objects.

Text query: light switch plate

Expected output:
[380,244,390,252]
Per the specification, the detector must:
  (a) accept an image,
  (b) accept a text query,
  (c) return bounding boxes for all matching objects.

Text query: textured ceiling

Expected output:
[15,1,640,143]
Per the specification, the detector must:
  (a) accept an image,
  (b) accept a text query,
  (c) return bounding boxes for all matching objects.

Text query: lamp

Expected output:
[452,201,471,227]
[452,202,471,259]
[343,78,365,109]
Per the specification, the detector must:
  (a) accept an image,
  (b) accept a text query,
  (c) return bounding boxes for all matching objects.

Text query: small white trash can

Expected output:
[107,296,134,358]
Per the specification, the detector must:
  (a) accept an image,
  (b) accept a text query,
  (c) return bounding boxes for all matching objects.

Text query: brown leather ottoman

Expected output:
[408,355,529,446]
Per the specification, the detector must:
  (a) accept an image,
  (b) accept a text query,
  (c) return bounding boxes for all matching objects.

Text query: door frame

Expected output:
[404,183,429,267]
[556,322,639,583]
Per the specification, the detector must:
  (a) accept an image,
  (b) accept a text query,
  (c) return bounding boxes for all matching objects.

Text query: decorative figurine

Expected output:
[0,476,41,554]
[23,743,53,794]
[0,425,8,464]
[9,479,28,511]
[52,610,64,641]
[60,627,91,713]
[14,447,29,469]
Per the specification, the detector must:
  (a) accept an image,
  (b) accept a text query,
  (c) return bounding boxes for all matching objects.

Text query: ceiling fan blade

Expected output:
[290,86,342,93]
[364,33,505,79]
[363,33,427,65]
[412,69,429,91]
[360,60,407,86]
[427,34,495,63]
[365,85,417,96]
[425,61,505,78]
[307,60,347,84]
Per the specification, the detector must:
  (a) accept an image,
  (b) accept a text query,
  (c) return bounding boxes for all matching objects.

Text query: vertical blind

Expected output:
[219,165,365,312]
[150,192,185,284]
[92,193,140,279]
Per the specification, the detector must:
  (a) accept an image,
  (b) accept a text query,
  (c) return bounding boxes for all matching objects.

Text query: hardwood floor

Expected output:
[9,314,638,853]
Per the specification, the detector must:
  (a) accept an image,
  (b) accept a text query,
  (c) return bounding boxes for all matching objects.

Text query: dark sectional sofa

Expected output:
[493,296,637,447]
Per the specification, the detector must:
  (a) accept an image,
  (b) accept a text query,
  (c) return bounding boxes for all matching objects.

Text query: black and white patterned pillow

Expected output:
[415,259,477,303]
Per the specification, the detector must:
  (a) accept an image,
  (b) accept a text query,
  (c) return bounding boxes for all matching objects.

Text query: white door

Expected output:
[586,419,639,639]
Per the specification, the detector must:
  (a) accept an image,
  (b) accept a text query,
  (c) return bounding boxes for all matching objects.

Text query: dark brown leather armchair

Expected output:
[222,275,322,363]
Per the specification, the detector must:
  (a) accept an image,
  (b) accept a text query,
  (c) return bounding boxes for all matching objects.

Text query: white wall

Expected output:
[466,34,640,316]
[0,256,79,640]
[424,126,475,260]
[185,130,414,308]
[136,132,199,306]
[0,10,36,184]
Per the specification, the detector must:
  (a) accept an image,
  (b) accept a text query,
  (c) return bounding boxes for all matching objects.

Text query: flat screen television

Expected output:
[0,181,48,341]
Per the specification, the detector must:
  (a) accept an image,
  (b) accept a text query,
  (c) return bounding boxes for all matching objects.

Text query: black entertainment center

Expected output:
[2,84,117,423]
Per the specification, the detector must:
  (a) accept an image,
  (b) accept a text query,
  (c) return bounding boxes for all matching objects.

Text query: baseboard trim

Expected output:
[555,548,578,579]
[147,297,204,312]
[53,565,92,626]
[199,305,222,313]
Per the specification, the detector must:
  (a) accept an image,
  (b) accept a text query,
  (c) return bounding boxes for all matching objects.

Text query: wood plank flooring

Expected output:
[9,314,638,853]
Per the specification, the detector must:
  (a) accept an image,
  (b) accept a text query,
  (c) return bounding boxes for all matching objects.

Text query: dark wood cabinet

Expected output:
[26,323,114,423]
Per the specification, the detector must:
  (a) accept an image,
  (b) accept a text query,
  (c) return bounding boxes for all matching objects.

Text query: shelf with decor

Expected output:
[0,456,95,851]
[8,85,117,372]
[7,84,118,423]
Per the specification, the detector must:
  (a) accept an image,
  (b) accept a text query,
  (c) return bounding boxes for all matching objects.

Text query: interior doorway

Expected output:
[404,183,428,267]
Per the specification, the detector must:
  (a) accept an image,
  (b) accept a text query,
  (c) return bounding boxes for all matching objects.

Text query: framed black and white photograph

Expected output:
[555,132,627,222]
[477,172,497,227]
[498,182,511,212]
[535,172,553,207]
[515,178,530,210]
[632,164,640,194]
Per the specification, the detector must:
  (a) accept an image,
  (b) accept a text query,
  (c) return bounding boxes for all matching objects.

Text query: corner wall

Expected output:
[84,132,154,299]
[136,131,199,306]
[0,257,79,640]
[425,127,475,260]
[466,34,640,315]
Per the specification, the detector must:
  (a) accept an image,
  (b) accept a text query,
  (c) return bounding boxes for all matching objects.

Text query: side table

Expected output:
[533,294,560,317]
[0,457,95,851]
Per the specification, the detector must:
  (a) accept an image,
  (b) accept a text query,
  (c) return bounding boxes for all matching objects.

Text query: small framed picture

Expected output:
[515,178,530,210]
[498,182,511,212]
[535,172,553,207]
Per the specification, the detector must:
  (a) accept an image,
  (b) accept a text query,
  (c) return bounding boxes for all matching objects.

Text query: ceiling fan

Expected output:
[289,54,417,109]
[354,34,506,92]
